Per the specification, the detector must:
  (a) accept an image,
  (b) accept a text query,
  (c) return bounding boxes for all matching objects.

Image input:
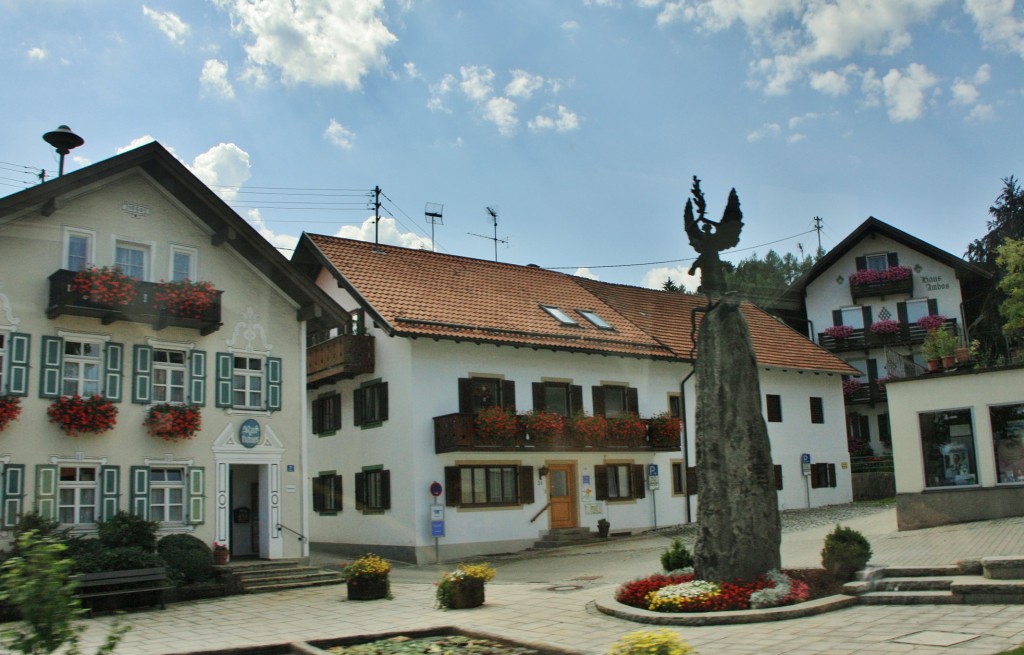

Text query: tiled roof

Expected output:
[304,234,858,374]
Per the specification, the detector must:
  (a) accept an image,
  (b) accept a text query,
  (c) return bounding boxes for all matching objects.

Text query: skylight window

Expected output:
[541,305,578,326]
[578,309,613,330]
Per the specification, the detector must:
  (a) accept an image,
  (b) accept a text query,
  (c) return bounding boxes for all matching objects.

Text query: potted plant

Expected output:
[0,396,22,433]
[649,412,682,446]
[435,562,496,609]
[934,327,958,368]
[473,405,518,445]
[519,410,564,444]
[71,265,138,307]
[144,403,202,442]
[46,394,118,436]
[608,413,647,446]
[922,329,943,372]
[154,279,218,319]
[212,541,229,565]
[569,413,607,446]
[342,553,391,600]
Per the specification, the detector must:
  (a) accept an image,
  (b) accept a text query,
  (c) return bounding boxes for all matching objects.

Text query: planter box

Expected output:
[347,575,388,600]
[447,579,485,609]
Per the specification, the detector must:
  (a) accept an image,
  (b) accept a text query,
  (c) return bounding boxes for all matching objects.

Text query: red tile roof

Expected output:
[303,234,858,374]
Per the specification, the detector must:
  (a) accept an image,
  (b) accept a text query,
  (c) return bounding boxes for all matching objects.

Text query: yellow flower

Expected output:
[608,629,693,655]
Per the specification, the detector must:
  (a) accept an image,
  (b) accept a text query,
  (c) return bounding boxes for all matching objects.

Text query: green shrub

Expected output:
[821,524,872,581]
[660,538,693,572]
[63,537,108,573]
[97,511,159,551]
[157,534,214,585]
[71,546,165,574]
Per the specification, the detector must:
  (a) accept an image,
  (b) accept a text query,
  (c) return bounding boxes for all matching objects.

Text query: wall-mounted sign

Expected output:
[239,419,260,448]
[429,481,443,497]
[121,202,151,218]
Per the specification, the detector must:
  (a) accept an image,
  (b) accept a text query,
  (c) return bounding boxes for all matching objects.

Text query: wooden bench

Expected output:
[76,567,171,613]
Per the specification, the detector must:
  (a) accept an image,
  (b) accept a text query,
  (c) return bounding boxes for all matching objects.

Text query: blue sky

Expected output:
[2,0,1023,290]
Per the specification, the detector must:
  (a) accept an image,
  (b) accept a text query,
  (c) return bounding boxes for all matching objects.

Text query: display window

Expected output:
[919,409,978,488]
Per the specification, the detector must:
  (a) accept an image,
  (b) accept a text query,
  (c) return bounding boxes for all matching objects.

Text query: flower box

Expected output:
[607,414,647,446]
[154,279,218,319]
[0,396,22,433]
[47,395,118,436]
[346,575,389,601]
[569,414,607,445]
[144,404,202,442]
[436,563,494,609]
[848,266,913,301]
[473,406,518,445]
[823,325,854,340]
[868,319,902,336]
[72,266,138,307]
[445,578,485,609]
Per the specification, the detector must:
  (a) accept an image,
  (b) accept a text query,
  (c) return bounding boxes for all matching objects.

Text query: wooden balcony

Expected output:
[818,318,958,353]
[47,269,222,335]
[433,413,681,454]
[850,276,913,301]
[844,381,888,407]
[306,333,375,387]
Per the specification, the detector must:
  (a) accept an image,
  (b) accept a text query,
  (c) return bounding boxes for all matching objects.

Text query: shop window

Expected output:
[444,465,534,507]
[313,472,343,512]
[919,409,978,488]
[595,464,646,501]
[354,380,388,426]
[810,397,824,424]
[313,394,342,434]
[355,468,390,512]
[766,394,782,422]
[990,404,1024,484]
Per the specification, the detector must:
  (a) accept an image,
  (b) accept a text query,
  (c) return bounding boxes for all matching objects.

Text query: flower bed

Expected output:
[616,569,816,613]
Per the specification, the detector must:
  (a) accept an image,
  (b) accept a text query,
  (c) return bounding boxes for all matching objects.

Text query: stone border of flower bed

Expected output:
[593,590,857,626]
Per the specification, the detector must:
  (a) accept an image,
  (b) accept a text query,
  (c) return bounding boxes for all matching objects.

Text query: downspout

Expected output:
[299,320,311,559]
[680,367,695,524]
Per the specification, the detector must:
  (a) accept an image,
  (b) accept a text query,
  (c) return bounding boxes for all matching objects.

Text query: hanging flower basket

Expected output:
[47,394,118,436]
[72,265,138,306]
[154,279,217,319]
[144,403,202,441]
[473,406,518,444]
[0,396,22,433]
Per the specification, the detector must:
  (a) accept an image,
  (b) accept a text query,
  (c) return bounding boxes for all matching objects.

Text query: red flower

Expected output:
[47,395,118,436]
[608,413,646,442]
[0,396,22,432]
[72,266,138,306]
[154,279,217,319]
[570,413,608,444]
[144,403,202,441]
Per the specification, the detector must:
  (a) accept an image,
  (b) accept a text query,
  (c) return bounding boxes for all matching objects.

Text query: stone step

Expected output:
[880,565,962,578]
[874,577,954,592]
[982,556,1024,580]
[539,528,592,538]
[235,566,328,581]
[238,570,344,586]
[858,590,960,605]
[242,576,347,594]
[219,560,304,573]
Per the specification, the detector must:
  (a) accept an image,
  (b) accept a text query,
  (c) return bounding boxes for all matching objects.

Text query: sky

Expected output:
[2,0,1023,291]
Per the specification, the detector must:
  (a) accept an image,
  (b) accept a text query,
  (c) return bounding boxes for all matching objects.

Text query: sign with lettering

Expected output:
[239,419,260,449]
[921,275,950,292]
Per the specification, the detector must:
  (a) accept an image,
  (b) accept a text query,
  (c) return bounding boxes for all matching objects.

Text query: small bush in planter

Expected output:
[660,538,693,572]
[821,524,872,581]
[158,534,214,585]
[608,629,693,655]
[98,511,159,552]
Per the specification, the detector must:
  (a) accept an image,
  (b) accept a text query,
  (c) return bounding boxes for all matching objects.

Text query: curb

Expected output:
[593,590,858,625]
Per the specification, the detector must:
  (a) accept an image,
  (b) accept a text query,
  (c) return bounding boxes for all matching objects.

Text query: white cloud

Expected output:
[219,0,397,89]
[460,65,495,101]
[528,105,580,132]
[201,59,236,99]
[484,97,518,136]
[335,216,433,249]
[951,64,992,114]
[247,208,299,256]
[404,61,419,78]
[951,78,980,105]
[116,135,158,154]
[974,62,992,84]
[27,47,47,60]
[188,143,252,201]
[746,122,781,141]
[641,265,700,292]
[809,68,851,96]
[561,20,581,32]
[965,0,1024,57]
[505,69,545,98]
[573,267,599,280]
[427,73,455,112]
[142,6,190,45]
[787,133,806,143]
[324,119,356,149]
[881,62,938,122]
[967,103,995,121]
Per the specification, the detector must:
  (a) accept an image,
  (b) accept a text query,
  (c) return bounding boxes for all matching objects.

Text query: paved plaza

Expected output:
[75,505,1024,655]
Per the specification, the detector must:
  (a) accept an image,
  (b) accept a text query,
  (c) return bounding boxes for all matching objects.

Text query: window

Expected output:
[846,359,869,383]
[595,464,646,501]
[810,463,837,489]
[313,472,343,512]
[233,356,263,409]
[864,253,889,271]
[766,394,782,422]
[592,385,637,418]
[458,377,515,415]
[313,394,342,434]
[847,412,871,443]
[903,299,931,325]
[990,404,1024,484]
[810,397,824,424]
[444,465,534,507]
[149,468,185,522]
[578,309,612,330]
[671,461,686,495]
[355,468,390,512]
[153,349,187,403]
[115,241,148,280]
[0,333,6,394]
[840,306,866,329]
[354,380,388,426]
[64,229,93,272]
[216,352,280,411]
[541,305,578,326]
[169,246,196,282]
[533,381,581,417]
[58,465,98,525]
[668,394,681,419]
[41,335,121,402]
[62,339,102,397]
[920,409,978,488]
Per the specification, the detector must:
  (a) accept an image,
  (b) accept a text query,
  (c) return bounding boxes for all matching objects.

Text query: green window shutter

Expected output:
[312,475,325,512]
[104,343,124,402]
[312,398,323,434]
[35,465,57,520]
[378,382,388,422]
[896,302,908,325]
[7,333,30,396]
[40,336,63,398]
[927,298,939,316]
[132,345,153,404]
[130,466,151,519]
[99,466,120,521]
[832,310,843,326]
[215,353,232,408]
[354,471,365,510]
[266,357,282,411]
[190,350,207,407]
[855,256,867,271]
[353,388,365,426]
[380,470,391,510]
[2,464,25,528]
[187,467,205,524]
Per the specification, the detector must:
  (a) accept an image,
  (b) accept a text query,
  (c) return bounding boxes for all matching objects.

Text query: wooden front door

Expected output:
[547,463,577,529]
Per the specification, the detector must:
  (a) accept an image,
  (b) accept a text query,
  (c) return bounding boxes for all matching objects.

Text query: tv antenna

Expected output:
[469,206,508,262]
[424,202,443,252]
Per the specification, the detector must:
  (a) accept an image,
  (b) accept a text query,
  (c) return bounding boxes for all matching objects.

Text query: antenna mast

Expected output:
[469,206,508,262]
[373,186,382,249]
[425,202,444,252]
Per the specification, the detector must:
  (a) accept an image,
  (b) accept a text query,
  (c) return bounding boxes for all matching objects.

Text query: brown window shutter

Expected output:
[312,398,322,434]
[458,378,473,414]
[331,394,342,430]
[686,466,698,496]
[532,382,545,410]
[897,302,908,325]
[810,463,825,489]
[518,466,534,504]
[827,463,837,488]
[862,305,873,327]
[832,309,843,326]
[444,467,461,507]
[626,388,639,414]
[355,471,366,509]
[592,386,605,416]
[569,385,583,415]
[927,298,939,315]
[380,470,391,509]
[631,464,646,499]
[774,464,783,491]
[887,252,899,267]
[312,475,325,511]
[594,465,608,500]
[855,256,867,271]
[501,380,516,413]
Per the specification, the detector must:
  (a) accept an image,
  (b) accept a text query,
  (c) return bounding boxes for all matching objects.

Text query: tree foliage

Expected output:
[719,247,818,307]
[997,237,1024,338]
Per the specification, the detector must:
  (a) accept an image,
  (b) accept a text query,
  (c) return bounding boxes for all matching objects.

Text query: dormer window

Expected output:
[541,305,578,326]
[578,309,612,330]
[856,252,899,272]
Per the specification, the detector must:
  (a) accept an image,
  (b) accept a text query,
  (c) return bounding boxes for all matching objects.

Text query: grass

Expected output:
[995,648,1024,655]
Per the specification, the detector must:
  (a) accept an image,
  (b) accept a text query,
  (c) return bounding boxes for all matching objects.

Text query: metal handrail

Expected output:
[529,502,552,524]
[276,523,307,543]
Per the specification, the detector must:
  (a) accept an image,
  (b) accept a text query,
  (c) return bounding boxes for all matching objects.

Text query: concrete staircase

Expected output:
[843,557,1024,605]
[532,527,606,550]
[224,560,346,594]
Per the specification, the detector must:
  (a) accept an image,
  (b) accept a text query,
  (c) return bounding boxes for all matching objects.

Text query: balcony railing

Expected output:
[433,413,681,454]
[844,381,888,406]
[47,269,222,335]
[818,318,958,353]
[307,333,375,386]
[849,276,913,301]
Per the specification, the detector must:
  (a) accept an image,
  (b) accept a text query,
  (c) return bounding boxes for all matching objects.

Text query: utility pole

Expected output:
[373,186,382,249]
[812,216,824,254]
